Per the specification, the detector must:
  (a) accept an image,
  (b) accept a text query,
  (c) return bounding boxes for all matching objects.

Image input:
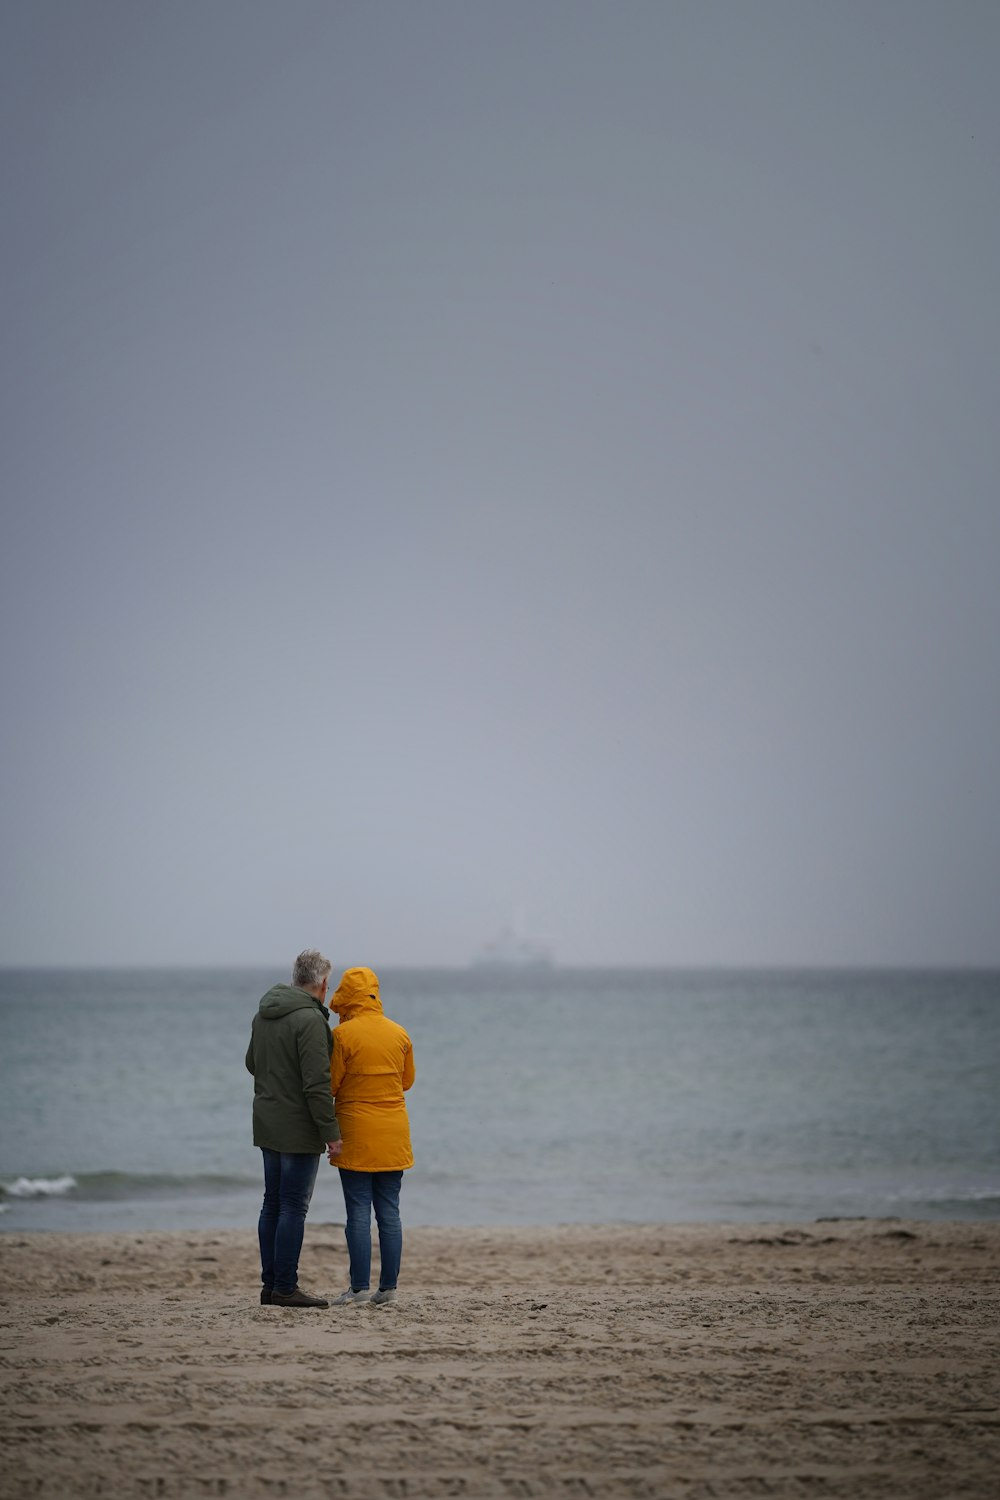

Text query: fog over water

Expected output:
[2,3,998,967]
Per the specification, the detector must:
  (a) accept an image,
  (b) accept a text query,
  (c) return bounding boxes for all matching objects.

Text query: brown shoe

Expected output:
[270,1287,329,1308]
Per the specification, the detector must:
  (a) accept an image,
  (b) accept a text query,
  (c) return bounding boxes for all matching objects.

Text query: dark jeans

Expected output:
[258,1149,320,1295]
[338,1167,403,1292]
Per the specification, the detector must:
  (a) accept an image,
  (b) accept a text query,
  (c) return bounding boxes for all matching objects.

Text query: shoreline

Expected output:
[2,1220,998,1497]
[5,1188,1000,1236]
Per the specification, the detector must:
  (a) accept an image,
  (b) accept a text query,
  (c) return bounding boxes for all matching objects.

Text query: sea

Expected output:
[1,967,998,1234]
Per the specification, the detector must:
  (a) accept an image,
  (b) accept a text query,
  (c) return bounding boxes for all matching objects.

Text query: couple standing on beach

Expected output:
[245,950,415,1309]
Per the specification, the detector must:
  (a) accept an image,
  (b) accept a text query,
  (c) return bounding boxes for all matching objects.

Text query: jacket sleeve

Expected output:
[297,1015,341,1142]
[329,1031,346,1096]
[402,1041,415,1092]
[245,1024,255,1075]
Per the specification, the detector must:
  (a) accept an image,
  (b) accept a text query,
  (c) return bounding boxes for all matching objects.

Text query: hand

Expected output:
[327,1140,343,1162]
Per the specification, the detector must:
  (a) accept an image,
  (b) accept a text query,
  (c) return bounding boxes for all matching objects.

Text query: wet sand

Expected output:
[1,1219,998,1498]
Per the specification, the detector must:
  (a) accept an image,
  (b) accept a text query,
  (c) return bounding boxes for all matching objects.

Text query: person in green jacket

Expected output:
[245,949,342,1308]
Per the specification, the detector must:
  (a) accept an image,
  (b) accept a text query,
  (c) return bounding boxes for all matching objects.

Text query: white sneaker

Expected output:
[369,1288,397,1305]
[332,1289,371,1305]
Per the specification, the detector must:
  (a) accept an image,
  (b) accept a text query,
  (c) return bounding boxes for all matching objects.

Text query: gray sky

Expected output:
[2,1,998,968]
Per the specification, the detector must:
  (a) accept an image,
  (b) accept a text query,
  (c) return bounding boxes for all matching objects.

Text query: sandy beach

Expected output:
[1,1219,997,1498]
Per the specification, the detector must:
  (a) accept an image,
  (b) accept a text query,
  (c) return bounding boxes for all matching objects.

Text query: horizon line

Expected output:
[1,960,998,974]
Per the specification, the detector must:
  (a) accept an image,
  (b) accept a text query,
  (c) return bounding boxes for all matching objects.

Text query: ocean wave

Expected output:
[887,1186,1000,1208]
[0,1171,258,1202]
[1,1175,78,1198]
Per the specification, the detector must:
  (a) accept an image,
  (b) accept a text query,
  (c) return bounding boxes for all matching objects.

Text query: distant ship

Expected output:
[471,924,555,971]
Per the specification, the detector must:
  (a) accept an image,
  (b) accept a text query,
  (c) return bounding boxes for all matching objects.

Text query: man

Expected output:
[245,949,342,1308]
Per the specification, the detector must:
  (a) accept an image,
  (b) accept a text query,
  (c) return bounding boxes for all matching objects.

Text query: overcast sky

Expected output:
[1,1,998,968]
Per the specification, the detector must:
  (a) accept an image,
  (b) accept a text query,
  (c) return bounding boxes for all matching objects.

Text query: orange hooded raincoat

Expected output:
[329,967,415,1173]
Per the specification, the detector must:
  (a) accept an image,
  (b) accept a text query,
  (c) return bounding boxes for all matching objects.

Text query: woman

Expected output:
[327,966,415,1305]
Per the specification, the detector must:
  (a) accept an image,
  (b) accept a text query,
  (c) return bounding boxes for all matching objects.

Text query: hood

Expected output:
[331,967,383,1021]
[257,983,327,1021]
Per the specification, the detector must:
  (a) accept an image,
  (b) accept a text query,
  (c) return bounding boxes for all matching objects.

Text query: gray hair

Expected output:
[292,949,332,990]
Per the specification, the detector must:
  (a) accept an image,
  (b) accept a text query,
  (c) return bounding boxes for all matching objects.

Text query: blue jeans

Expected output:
[258,1149,320,1295]
[338,1168,403,1292]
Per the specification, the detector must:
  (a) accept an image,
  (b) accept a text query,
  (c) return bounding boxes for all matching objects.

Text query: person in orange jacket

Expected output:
[327,967,415,1305]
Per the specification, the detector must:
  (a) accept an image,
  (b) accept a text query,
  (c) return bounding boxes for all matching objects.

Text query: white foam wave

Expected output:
[2,1174,78,1199]
[887,1184,1000,1206]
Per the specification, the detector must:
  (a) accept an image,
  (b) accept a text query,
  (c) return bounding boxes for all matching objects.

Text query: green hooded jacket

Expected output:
[245,984,341,1153]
